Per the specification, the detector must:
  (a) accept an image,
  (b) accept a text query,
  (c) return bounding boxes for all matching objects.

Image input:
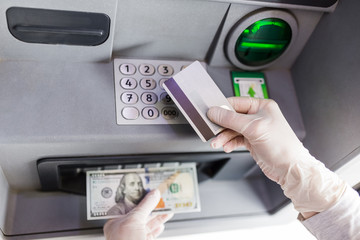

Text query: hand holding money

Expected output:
[104,189,174,240]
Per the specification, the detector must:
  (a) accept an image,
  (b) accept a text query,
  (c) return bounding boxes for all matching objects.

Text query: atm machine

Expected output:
[1,0,360,239]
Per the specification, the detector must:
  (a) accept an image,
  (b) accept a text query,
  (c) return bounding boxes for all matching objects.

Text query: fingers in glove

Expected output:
[147,224,165,240]
[227,97,261,114]
[207,105,256,134]
[131,189,161,219]
[210,129,242,149]
[147,213,174,232]
[223,136,246,153]
[103,219,115,239]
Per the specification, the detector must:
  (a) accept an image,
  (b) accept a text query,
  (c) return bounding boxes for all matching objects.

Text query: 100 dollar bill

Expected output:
[86,163,200,220]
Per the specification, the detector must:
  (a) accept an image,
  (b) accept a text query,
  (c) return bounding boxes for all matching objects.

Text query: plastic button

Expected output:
[158,64,174,76]
[142,107,159,119]
[139,64,155,76]
[160,92,173,105]
[159,78,169,89]
[120,77,137,89]
[122,107,139,120]
[141,92,158,105]
[181,65,188,71]
[161,107,179,120]
[140,78,156,90]
[119,63,136,75]
[121,92,138,104]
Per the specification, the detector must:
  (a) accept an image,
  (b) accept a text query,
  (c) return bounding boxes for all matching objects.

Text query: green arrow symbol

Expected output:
[248,87,256,97]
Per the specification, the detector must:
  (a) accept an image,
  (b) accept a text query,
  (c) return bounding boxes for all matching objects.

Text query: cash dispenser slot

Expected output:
[33,152,291,232]
[37,152,290,215]
[37,153,231,195]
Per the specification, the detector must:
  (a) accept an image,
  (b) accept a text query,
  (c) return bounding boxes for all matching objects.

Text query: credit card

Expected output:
[163,61,234,142]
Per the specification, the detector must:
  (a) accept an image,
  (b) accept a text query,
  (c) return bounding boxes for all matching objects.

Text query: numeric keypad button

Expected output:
[142,107,159,119]
[121,92,138,104]
[181,65,188,71]
[161,107,179,120]
[160,92,173,105]
[159,78,169,89]
[139,64,155,76]
[141,92,158,105]
[158,64,174,76]
[140,78,156,90]
[119,63,136,75]
[122,107,139,120]
[120,78,137,89]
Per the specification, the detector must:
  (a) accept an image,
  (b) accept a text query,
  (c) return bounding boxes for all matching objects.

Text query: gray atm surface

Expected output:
[1,0,360,239]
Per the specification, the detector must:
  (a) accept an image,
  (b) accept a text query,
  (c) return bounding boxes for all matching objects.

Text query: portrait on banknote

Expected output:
[107,173,147,216]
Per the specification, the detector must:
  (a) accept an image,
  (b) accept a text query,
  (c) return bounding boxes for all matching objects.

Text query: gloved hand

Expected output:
[104,189,173,240]
[207,97,347,218]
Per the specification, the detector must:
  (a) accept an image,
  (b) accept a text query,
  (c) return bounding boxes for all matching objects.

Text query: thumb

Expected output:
[207,106,254,134]
[132,189,161,217]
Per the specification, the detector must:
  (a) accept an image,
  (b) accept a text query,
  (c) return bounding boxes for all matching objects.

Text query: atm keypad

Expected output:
[114,58,204,125]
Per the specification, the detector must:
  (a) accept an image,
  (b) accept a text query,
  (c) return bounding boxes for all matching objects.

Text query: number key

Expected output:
[121,92,138,104]
[159,78,169,89]
[158,64,174,76]
[142,107,159,119]
[141,92,158,105]
[119,63,136,75]
[120,77,137,89]
[140,78,156,90]
[160,92,173,105]
[139,64,155,76]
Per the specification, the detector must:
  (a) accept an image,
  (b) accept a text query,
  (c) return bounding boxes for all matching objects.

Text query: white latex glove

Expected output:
[104,189,174,240]
[207,97,347,218]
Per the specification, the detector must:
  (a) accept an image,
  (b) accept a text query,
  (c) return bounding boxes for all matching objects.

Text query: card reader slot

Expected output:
[13,25,105,37]
[6,7,110,46]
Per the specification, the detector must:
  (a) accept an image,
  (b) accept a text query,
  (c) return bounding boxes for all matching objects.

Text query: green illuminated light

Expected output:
[239,42,285,50]
[250,20,286,34]
[234,18,292,66]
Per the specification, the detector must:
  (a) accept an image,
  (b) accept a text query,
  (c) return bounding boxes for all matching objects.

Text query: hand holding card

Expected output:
[163,61,234,142]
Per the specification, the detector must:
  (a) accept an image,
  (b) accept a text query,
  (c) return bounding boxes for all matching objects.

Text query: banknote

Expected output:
[86,163,200,220]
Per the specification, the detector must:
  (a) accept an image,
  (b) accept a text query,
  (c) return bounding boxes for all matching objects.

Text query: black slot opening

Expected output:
[6,7,110,46]
[38,153,233,195]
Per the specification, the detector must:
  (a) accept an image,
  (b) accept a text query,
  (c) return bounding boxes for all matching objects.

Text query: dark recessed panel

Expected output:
[6,7,110,46]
